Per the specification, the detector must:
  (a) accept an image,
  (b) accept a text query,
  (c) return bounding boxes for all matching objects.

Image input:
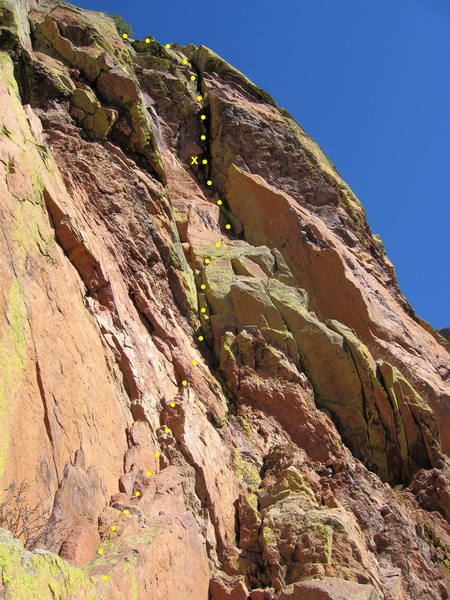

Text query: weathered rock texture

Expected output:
[0,1,449,599]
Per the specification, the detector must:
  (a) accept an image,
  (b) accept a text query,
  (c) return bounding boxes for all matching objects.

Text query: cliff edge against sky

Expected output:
[0,1,449,599]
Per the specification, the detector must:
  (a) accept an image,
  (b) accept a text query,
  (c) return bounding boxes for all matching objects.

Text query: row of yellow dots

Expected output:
[122,35,197,81]
[97,417,176,579]
[195,110,234,341]
[106,32,199,586]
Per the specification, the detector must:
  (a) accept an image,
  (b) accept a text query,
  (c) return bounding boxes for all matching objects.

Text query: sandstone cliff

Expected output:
[0,1,449,599]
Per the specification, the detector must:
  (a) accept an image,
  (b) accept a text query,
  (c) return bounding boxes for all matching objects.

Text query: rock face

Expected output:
[0,1,449,599]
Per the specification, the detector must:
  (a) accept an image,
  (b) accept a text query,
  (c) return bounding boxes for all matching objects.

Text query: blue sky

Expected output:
[75,0,449,329]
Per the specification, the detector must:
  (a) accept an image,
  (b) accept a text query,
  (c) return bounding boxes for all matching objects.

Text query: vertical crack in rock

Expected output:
[35,359,60,485]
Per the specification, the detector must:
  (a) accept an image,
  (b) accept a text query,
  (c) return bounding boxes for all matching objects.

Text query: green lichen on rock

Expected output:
[168,220,197,317]
[238,417,253,437]
[14,202,57,265]
[422,523,450,577]
[378,360,443,474]
[70,87,117,138]
[204,258,236,314]
[0,529,101,599]
[233,449,261,490]
[259,466,318,511]
[0,0,33,53]
[31,11,166,182]
[338,188,358,220]
[215,415,227,429]
[327,320,390,482]
[246,492,259,513]
[0,279,27,485]
[372,233,386,255]
[230,278,286,331]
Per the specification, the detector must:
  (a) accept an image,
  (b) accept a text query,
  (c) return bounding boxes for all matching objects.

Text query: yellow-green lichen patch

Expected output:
[239,417,253,437]
[233,448,261,490]
[168,221,197,317]
[121,561,138,600]
[246,492,259,513]
[14,202,57,265]
[322,524,334,563]
[215,415,227,429]
[0,280,28,485]
[0,529,101,599]
[423,523,450,577]
[0,52,34,142]
[0,1,26,52]
[259,466,318,511]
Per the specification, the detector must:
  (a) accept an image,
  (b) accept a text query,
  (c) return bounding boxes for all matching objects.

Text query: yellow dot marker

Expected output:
[200,114,206,120]
[200,307,206,313]
[191,360,198,366]
[135,491,141,497]
[98,548,104,555]
[215,242,221,248]
[198,335,204,341]
[102,575,109,581]
[202,159,208,164]
[122,34,128,39]
[200,284,206,290]
[146,471,152,477]
[164,428,171,434]
[225,224,231,230]
[191,75,196,81]
[155,451,161,457]
[169,402,176,407]
[204,258,210,264]
[201,134,206,140]
[145,38,151,44]
[165,43,171,48]
[197,95,203,101]
[110,525,116,531]
[207,180,212,186]
[217,200,223,206]
[123,509,129,514]
[183,58,188,64]
[181,380,188,386]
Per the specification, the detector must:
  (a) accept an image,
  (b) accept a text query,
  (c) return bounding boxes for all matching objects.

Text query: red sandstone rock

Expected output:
[0,2,448,599]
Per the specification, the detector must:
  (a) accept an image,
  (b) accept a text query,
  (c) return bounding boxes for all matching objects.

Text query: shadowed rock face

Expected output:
[0,1,449,599]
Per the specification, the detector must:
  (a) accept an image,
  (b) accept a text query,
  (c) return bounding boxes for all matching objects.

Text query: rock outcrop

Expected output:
[0,1,449,599]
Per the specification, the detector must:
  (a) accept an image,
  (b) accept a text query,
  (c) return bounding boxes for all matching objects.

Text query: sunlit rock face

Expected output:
[0,1,449,599]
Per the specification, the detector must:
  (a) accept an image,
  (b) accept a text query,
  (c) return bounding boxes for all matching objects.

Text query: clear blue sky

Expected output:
[75,0,449,329]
